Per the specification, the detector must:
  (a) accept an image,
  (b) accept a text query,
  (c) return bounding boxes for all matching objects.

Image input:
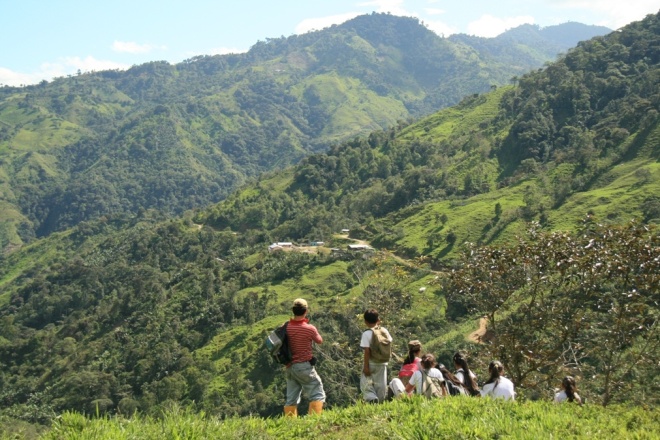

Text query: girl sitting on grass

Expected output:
[554,376,583,405]
[453,352,480,396]
[481,360,515,401]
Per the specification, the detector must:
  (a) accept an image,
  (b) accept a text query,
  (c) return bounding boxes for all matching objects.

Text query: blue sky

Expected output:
[1,0,658,86]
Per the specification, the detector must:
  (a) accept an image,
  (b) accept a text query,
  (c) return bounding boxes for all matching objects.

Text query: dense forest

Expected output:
[0,10,658,436]
[0,14,610,250]
[200,13,659,259]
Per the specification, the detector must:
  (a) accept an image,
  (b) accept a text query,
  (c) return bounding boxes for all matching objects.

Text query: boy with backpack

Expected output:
[360,309,393,403]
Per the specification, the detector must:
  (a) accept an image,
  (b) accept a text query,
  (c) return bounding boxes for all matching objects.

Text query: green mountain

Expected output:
[448,22,612,71]
[0,14,610,251]
[1,11,658,432]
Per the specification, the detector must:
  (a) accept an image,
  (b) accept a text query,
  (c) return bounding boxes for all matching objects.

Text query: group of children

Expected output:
[360,309,582,405]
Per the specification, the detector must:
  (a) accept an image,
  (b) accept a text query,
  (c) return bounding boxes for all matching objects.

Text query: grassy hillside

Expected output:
[25,399,660,440]
[0,12,656,434]
[0,15,610,250]
[382,124,660,258]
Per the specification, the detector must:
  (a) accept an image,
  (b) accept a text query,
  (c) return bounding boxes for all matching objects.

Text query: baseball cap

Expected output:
[293,298,308,308]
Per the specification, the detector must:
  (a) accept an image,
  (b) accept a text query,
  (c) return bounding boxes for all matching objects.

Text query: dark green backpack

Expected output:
[421,370,444,398]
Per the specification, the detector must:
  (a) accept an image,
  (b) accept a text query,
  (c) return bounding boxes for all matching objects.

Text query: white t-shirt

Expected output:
[455,368,477,385]
[554,390,581,403]
[480,376,515,400]
[360,327,393,364]
[409,368,444,395]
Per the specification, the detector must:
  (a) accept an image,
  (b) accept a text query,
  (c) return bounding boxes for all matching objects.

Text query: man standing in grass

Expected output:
[284,298,326,417]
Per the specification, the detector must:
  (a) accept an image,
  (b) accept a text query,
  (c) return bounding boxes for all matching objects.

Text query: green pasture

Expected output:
[37,398,660,440]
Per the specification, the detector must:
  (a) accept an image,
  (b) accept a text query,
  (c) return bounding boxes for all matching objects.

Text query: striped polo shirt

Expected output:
[287,318,322,364]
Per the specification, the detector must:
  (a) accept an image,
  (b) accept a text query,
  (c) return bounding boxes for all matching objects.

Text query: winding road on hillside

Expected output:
[468,317,490,343]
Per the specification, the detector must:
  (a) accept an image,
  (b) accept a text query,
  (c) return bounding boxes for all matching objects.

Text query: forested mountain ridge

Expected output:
[0,14,610,251]
[448,22,612,72]
[200,12,659,256]
[1,12,658,433]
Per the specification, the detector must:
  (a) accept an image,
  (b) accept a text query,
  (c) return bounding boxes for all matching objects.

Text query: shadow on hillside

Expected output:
[494,133,522,182]
[480,213,520,246]
[619,119,659,163]
[435,242,455,260]
[582,120,659,193]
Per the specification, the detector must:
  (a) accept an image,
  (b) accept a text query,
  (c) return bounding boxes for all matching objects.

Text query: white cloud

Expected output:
[296,0,443,36]
[112,41,166,54]
[59,56,129,72]
[425,19,457,37]
[358,0,413,16]
[0,67,41,87]
[546,0,658,29]
[295,12,362,34]
[467,14,535,37]
[0,56,129,87]
[294,0,424,35]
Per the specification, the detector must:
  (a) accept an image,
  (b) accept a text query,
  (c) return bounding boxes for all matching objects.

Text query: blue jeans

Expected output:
[285,361,326,406]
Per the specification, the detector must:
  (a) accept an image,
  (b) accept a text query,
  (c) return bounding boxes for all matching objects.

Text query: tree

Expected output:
[641,196,660,223]
[520,185,541,219]
[494,203,502,219]
[445,219,659,405]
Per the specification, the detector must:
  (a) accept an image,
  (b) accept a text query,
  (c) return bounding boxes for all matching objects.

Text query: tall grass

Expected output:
[39,397,659,440]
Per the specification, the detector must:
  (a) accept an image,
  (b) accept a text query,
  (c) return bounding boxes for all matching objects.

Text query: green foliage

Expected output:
[40,399,660,440]
[0,12,658,433]
[445,219,659,406]
[501,13,660,170]
[0,14,609,249]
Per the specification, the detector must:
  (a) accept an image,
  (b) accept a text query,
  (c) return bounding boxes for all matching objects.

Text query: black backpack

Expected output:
[444,379,467,396]
[265,322,292,364]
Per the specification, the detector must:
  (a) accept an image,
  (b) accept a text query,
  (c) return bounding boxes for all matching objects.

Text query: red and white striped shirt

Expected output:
[287,318,322,365]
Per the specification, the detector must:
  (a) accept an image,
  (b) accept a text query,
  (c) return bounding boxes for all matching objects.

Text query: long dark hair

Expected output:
[562,376,582,405]
[439,366,463,388]
[453,352,479,395]
[485,360,503,387]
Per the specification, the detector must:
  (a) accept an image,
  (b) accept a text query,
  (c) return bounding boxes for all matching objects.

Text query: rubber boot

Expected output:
[308,401,323,415]
[283,405,297,417]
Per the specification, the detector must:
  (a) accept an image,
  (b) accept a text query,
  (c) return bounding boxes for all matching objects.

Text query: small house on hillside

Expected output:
[310,241,325,246]
[347,244,372,251]
[268,242,293,252]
